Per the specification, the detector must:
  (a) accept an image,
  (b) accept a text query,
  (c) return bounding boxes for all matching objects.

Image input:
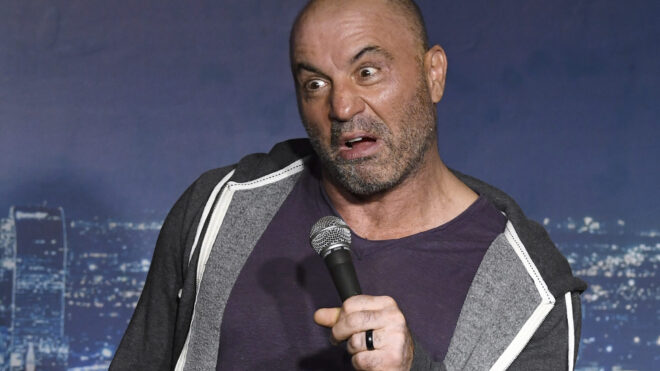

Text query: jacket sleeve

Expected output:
[411,292,582,371]
[109,184,195,371]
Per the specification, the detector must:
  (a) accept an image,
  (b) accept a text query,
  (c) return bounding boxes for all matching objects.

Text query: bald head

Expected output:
[290,0,429,63]
[383,0,429,52]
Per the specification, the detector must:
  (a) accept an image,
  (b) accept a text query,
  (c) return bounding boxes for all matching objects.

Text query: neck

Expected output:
[322,147,478,240]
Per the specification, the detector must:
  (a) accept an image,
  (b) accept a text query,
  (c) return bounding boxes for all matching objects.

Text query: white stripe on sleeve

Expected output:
[565,292,575,371]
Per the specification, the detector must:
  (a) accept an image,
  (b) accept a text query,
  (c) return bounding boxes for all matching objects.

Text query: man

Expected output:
[111,0,586,370]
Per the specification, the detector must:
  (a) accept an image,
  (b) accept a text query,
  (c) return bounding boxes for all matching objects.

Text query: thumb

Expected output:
[314,307,341,327]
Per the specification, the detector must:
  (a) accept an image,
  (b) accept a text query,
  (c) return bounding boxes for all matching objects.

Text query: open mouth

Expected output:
[337,133,381,160]
[345,136,377,148]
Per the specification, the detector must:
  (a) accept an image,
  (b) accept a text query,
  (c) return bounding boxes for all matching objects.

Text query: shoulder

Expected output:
[452,169,587,297]
[183,138,314,210]
[159,138,314,288]
[166,138,314,246]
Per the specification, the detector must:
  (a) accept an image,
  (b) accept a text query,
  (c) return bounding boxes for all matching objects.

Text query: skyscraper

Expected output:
[0,217,16,369]
[9,206,68,370]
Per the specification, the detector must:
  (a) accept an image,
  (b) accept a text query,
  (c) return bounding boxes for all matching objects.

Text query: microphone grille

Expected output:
[309,216,352,255]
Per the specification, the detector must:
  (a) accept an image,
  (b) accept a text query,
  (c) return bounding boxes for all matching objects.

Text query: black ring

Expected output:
[365,329,375,351]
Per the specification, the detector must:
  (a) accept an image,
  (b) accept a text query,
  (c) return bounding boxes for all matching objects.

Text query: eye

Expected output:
[305,79,327,91]
[358,67,378,79]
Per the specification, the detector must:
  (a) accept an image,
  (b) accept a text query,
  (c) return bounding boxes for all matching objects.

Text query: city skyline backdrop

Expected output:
[1,0,658,370]
[0,205,657,369]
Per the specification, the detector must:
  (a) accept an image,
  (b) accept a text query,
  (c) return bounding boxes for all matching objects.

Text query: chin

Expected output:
[334,167,404,196]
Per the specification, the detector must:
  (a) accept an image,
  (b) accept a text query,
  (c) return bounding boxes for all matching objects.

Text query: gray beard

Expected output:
[303,83,437,196]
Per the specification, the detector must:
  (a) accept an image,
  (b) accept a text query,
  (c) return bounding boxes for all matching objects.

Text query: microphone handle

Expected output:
[324,249,362,302]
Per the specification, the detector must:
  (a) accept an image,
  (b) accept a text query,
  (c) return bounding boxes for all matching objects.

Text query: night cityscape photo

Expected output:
[1,1,658,370]
[0,207,657,370]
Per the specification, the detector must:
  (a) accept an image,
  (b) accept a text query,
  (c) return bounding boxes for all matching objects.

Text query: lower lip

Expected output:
[339,140,381,160]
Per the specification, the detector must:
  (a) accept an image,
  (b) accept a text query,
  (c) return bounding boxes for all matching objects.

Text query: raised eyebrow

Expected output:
[351,45,393,64]
[295,62,329,80]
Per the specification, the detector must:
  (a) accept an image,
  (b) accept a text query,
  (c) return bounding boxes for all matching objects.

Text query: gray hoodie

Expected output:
[111,139,587,371]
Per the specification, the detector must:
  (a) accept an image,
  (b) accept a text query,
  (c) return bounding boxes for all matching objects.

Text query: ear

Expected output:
[424,45,448,103]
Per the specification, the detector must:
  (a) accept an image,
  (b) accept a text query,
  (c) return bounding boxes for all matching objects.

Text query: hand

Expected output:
[314,295,414,371]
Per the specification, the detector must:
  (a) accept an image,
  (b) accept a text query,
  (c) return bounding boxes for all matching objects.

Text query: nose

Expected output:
[329,82,365,122]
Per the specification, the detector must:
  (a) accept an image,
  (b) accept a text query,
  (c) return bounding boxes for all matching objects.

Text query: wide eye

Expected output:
[358,67,378,79]
[305,79,327,91]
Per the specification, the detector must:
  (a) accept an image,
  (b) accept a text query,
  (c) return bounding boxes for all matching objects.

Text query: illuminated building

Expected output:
[9,206,68,370]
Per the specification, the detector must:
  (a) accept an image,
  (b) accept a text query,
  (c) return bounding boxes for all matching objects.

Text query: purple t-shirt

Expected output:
[216,164,506,370]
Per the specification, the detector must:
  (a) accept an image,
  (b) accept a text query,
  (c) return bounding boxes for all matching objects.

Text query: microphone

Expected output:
[309,216,362,302]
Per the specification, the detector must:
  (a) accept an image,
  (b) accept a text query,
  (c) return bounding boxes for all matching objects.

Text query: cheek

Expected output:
[363,77,410,124]
[301,102,331,133]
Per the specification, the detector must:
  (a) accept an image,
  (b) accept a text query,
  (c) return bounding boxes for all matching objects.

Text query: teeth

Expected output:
[347,137,363,144]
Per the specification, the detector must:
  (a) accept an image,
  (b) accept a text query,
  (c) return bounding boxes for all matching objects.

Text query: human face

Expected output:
[291,1,438,196]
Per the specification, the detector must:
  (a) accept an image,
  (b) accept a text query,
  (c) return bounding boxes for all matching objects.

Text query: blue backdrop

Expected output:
[0,1,658,370]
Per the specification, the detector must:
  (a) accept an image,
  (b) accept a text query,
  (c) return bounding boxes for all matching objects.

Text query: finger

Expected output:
[341,295,398,314]
[331,309,390,342]
[346,329,380,355]
[313,307,341,328]
[351,349,385,371]
[353,346,411,371]
[330,296,398,341]
[335,305,408,345]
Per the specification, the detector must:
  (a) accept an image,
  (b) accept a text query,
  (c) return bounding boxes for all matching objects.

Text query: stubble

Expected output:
[303,78,437,196]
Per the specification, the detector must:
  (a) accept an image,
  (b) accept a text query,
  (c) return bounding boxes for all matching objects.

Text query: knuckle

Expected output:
[392,311,406,325]
[381,295,396,307]
[331,326,341,342]
[344,295,367,313]
[366,355,381,369]
[353,352,379,370]
[348,333,362,351]
[351,353,364,370]
[379,348,399,366]
[342,299,355,313]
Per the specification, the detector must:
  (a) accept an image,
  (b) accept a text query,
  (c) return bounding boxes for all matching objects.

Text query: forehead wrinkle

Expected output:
[351,45,394,64]
[291,0,422,78]
[295,22,398,70]
[295,62,327,77]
